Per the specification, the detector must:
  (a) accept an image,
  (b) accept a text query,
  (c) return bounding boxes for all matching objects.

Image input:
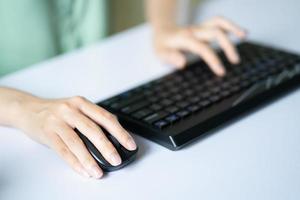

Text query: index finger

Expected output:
[72,97,137,151]
[211,16,247,39]
[177,36,226,76]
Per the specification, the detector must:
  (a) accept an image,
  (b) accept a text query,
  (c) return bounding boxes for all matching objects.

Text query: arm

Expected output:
[146,0,247,76]
[0,87,32,127]
[0,87,136,178]
[146,0,177,32]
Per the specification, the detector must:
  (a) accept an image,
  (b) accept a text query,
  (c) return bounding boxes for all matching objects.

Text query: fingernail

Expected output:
[81,169,91,178]
[217,67,226,76]
[126,138,137,150]
[78,166,91,178]
[177,57,186,67]
[232,55,240,64]
[91,165,103,179]
[110,153,122,166]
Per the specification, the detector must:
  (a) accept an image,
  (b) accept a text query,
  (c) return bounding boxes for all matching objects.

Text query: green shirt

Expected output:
[0,0,108,77]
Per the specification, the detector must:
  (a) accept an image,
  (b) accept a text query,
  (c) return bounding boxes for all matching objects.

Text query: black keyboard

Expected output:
[98,42,300,150]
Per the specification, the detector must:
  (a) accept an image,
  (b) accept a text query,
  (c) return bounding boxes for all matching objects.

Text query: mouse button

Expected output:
[106,134,121,148]
[88,144,108,165]
[117,146,129,160]
[105,134,130,160]
[118,145,138,160]
[78,131,111,167]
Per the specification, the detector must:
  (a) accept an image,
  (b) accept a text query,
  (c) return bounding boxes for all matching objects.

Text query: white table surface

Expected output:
[1,5,300,200]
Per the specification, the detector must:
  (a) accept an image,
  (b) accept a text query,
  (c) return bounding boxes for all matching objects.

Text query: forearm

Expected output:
[146,0,178,32]
[0,87,37,127]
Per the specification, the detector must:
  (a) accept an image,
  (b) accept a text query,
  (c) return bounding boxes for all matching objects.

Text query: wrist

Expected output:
[7,93,41,129]
[152,23,179,35]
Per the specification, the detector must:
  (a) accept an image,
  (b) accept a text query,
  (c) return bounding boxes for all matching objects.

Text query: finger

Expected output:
[212,29,240,64]
[49,133,92,178]
[53,122,104,178]
[72,97,137,151]
[210,16,247,39]
[192,27,240,63]
[63,109,122,166]
[177,36,226,76]
[157,48,186,69]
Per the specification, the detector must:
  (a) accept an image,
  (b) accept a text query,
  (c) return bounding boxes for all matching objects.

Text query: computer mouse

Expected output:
[76,129,138,172]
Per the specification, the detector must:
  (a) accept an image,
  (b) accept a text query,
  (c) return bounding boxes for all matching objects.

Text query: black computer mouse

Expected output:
[76,129,138,172]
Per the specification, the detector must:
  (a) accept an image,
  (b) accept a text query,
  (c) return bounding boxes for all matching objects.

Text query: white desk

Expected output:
[1,22,300,200]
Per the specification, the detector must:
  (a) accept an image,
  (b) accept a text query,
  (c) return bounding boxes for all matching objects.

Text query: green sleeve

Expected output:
[0,0,108,77]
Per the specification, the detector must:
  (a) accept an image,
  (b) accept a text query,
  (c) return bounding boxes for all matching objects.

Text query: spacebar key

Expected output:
[143,111,168,124]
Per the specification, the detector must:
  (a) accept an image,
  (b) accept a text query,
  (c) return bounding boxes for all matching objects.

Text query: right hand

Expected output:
[15,95,137,179]
[152,16,247,76]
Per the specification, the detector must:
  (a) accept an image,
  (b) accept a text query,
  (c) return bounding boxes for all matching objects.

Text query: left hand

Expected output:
[152,16,247,76]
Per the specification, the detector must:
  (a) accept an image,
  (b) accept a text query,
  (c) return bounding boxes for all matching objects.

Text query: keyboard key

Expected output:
[132,109,153,119]
[165,114,180,123]
[121,101,149,114]
[176,110,190,118]
[189,96,200,103]
[199,91,211,99]
[187,104,201,113]
[229,85,241,93]
[150,104,162,111]
[154,120,169,129]
[149,96,160,103]
[209,95,221,103]
[194,84,204,91]
[220,90,231,98]
[165,106,179,113]
[144,111,169,124]
[101,96,119,106]
[199,100,211,108]
[111,93,144,109]
[171,94,184,102]
[160,99,173,107]
[158,91,171,98]
[209,86,221,94]
[181,82,190,89]
[176,101,190,108]
[220,82,231,90]
[183,89,194,97]
[144,90,154,96]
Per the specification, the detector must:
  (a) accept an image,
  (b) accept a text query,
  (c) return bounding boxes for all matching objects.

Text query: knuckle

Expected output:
[101,142,118,155]
[58,102,73,113]
[82,157,95,168]
[118,135,131,145]
[124,135,132,142]
[105,112,118,121]
[179,29,192,37]
[42,115,57,132]
[58,146,69,157]
[47,113,57,122]
[41,123,52,133]
[66,135,80,147]
[44,133,57,147]
[71,162,82,171]
[111,114,118,121]
[97,133,108,144]
[84,121,98,132]
[71,96,86,104]
[107,148,118,157]
[211,27,222,36]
